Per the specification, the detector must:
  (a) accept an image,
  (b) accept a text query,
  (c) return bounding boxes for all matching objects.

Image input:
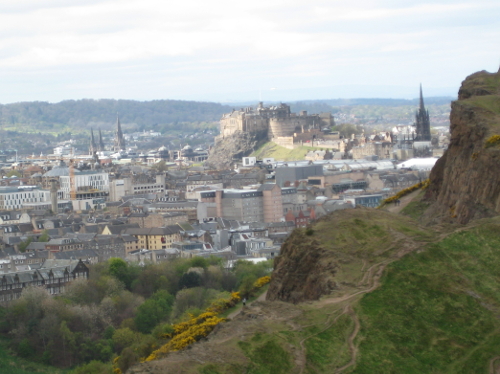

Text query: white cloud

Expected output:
[0,0,499,102]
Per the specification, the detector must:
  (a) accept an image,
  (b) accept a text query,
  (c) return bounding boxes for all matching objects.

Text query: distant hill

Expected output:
[0,99,233,132]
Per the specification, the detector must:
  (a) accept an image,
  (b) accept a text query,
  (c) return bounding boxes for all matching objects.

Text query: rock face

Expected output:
[206,130,266,169]
[424,70,500,224]
[266,229,338,304]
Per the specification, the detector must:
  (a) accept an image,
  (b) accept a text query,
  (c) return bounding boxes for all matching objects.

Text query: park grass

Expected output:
[251,141,323,161]
[353,218,500,374]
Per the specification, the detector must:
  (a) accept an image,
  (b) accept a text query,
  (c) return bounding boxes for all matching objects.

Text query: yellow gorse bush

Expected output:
[114,276,269,369]
[485,135,500,148]
[144,291,243,362]
[254,276,271,289]
[380,179,430,207]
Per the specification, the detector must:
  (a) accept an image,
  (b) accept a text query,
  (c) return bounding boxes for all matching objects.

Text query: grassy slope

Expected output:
[251,141,323,161]
[354,220,500,374]
[182,214,500,374]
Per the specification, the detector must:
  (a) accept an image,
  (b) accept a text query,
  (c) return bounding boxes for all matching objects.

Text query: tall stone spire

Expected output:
[98,128,105,152]
[114,114,126,151]
[89,128,97,155]
[415,84,431,141]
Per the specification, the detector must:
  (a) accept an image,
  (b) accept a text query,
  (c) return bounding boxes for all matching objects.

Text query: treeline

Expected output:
[291,97,454,108]
[0,99,233,131]
[0,257,271,373]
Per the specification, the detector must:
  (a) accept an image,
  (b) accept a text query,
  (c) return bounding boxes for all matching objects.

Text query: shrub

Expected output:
[485,135,500,148]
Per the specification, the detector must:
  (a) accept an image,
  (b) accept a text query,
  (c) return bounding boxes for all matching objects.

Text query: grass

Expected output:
[238,334,293,374]
[304,312,354,372]
[353,219,500,373]
[251,141,324,161]
[400,191,431,220]
[465,95,500,116]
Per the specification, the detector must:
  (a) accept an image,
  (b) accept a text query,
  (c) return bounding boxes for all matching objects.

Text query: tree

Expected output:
[71,360,113,374]
[331,123,363,138]
[38,230,50,242]
[6,169,21,178]
[108,258,139,290]
[178,271,202,289]
[18,237,33,252]
[134,290,174,334]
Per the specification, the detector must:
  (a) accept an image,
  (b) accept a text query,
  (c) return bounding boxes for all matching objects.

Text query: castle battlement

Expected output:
[219,102,333,142]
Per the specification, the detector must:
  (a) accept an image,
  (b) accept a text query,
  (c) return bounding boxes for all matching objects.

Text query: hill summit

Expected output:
[424,69,500,224]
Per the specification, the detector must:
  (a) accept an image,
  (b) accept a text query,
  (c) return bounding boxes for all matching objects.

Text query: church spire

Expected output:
[419,83,424,110]
[89,128,97,155]
[114,114,126,151]
[98,128,105,152]
[415,85,431,141]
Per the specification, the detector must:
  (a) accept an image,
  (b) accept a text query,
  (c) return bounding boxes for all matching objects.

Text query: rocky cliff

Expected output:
[424,69,500,224]
[267,208,430,303]
[206,130,267,169]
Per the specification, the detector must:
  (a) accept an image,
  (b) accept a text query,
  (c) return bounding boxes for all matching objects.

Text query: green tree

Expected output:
[134,290,174,334]
[18,236,33,252]
[112,327,137,353]
[6,169,21,178]
[38,230,50,242]
[71,360,113,374]
[108,258,139,290]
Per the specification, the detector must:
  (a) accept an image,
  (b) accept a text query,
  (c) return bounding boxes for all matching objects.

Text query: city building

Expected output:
[0,186,51,210]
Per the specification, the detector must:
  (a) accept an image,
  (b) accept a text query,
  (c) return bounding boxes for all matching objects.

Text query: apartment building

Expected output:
[0,187,51,210]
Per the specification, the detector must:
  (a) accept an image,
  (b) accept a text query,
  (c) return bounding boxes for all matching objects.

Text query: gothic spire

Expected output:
[98,128,105,152]
[114,114,126,151]
[415,85,431,141]
[89,128,97,155]
[419,83,425,110]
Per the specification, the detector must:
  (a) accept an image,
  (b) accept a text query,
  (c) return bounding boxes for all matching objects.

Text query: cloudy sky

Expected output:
[1,0,499,103]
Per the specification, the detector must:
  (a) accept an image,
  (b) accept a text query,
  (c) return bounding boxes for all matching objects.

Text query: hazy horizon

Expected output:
[0,1,498,104]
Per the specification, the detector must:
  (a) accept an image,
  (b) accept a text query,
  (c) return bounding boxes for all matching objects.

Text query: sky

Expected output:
[0,0,499,104]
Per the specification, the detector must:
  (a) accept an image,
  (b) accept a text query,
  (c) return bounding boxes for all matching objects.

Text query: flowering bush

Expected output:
[253,276,271,289]
[485,135,500,148]
[380,179,430,207]
[142,279,270,362]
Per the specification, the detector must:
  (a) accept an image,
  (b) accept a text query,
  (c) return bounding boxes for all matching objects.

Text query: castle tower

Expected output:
[89,128,97,155]
[98,128,105,152]
[415,85,431,141]
[114,115,126,151]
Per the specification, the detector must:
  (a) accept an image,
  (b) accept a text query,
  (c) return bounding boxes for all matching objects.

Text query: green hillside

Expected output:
[131,210,500,374]
[251,141,324,161]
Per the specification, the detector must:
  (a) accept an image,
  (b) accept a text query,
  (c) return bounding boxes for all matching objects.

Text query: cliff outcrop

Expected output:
[206,130,267,169]
[267,208,431,303]
[424,69,500,224]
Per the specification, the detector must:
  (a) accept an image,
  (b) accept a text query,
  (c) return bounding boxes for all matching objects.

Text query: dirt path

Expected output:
[317,261,389,307]
[297,306,349,374]
[385,189,421,214]
[227,291,267,320]
[489,356,500,374]
[295,260,389,373]
[335,306,361,373]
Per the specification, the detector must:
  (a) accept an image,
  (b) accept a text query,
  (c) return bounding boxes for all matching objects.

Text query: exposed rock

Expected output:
[266,229,338,304]
[206,130,266,169]
[424,70,500,224]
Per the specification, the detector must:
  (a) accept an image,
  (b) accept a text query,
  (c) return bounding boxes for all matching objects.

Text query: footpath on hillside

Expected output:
[385,189,421,214]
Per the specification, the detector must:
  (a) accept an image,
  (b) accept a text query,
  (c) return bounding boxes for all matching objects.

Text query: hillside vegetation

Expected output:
[129,209,500,374]
[251,142,324,161]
